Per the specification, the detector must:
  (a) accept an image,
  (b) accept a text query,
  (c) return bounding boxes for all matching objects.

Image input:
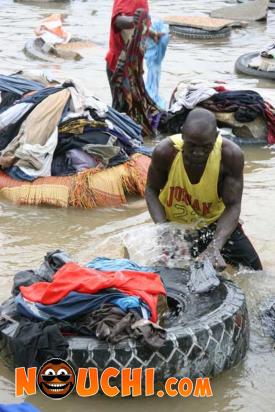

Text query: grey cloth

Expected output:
[170,83,218,113]
[83,144,120,166]
[80,304,166,349]
[188,258,220,294]
[12,250,72,296]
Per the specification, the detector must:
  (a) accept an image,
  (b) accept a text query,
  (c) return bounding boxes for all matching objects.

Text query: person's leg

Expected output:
[221,224,262,270]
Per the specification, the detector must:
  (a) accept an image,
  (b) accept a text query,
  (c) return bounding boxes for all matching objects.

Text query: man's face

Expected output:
[182,129,217,165]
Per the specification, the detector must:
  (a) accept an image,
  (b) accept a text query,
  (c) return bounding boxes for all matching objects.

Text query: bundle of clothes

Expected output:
[160,82,275,145]
[0,251,168,369]
[0,73,151,182]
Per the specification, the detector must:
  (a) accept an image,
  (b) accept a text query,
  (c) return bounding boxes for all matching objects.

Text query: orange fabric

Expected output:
[20,262,166,322]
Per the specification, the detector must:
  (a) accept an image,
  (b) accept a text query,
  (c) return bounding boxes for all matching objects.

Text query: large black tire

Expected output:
[235,52,275,80]
[169,25,231,39]
[0,267,249,385]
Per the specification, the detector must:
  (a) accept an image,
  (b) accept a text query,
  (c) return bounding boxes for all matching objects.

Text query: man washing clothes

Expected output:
[145,108,262,271]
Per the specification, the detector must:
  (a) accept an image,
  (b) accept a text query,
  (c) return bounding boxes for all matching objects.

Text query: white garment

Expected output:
[68,86,108,118]
[170,83,218,113]
[16,128,58,177]
[0,103,33,131]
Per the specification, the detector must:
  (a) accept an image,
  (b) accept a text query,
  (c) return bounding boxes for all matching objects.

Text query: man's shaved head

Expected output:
[182,108,217,140]
[181,108,218,164]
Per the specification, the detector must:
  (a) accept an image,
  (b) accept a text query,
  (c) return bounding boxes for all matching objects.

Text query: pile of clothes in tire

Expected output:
[160,82,275,145]
[0,251,168,368]
[0,73,150,181]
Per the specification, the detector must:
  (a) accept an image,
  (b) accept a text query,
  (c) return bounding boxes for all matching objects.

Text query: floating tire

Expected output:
[169,25,231,39]
[0,267,249,385]
[23,38,63,63]
[235,52,275,80]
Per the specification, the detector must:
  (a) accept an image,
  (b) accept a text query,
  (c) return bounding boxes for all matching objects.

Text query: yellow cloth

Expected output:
[159,134,225,228]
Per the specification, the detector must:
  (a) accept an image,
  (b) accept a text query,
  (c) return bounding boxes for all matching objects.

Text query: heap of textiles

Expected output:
[161,83,275,145]
[0,74,152,208]
[0,251,168,368]
[0,73,151,181]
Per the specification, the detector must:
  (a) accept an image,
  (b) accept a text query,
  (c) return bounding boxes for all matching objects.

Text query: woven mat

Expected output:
[164,15,235,31]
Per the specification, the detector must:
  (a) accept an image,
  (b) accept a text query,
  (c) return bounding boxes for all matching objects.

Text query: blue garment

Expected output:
[86,257,153,272]
[20,87,63,105]
[134,145,153,156]
[16,290,128,321]
[6,167,36,182]
[111,296,151,319]
[145,20,169,110]
[106,107,143,142]
[0,404,41,412]
[0,75,44,96]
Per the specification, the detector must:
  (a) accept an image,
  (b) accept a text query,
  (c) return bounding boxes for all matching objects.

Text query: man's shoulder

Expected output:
[221,137,244,174]
[152,136,178,165]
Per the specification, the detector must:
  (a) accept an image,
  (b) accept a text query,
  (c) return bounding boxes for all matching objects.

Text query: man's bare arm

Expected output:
[145,139,174,223]
[213,142,244,249]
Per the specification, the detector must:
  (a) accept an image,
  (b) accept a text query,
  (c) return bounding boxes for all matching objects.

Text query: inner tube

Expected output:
[235,52,275,80]
[169,25,231,39]
[0,267,249,384]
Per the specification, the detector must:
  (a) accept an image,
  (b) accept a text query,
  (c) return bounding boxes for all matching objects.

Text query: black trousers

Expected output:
[186,223,262,271]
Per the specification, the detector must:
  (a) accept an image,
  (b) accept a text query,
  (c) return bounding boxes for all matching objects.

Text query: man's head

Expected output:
[181,108,218,164]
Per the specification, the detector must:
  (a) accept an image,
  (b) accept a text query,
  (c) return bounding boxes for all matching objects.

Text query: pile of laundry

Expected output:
[0,73,152,208]
[160,82,275,144]
[0,251,167,369]
[0,73,150,181]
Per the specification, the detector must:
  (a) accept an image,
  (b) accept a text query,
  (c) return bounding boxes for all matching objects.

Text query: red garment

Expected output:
[106,0,149,72]
[264,101,275,145]
[20,262,166,322]
[214,85,228,92]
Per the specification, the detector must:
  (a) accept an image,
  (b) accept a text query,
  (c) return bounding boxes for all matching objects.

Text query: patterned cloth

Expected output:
[112,10,161,137]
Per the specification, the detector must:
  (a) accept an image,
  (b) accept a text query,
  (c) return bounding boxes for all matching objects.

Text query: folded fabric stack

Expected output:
[0,251,167,368]
[0,74,151,182]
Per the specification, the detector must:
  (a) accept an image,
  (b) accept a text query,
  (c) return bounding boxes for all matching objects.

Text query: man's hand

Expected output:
[199,244,226,272]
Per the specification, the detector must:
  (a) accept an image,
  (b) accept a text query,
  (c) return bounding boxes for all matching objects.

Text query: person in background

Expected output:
[145,108,262,271]
[106,0,162,99]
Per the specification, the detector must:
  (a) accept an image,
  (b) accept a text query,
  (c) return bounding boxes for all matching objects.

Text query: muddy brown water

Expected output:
[0,0,275,410]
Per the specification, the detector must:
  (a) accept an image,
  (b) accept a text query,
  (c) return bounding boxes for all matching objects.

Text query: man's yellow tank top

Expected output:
[159,134,225,228]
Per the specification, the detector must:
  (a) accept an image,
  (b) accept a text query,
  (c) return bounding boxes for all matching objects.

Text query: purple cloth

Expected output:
[67,149,99,171]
